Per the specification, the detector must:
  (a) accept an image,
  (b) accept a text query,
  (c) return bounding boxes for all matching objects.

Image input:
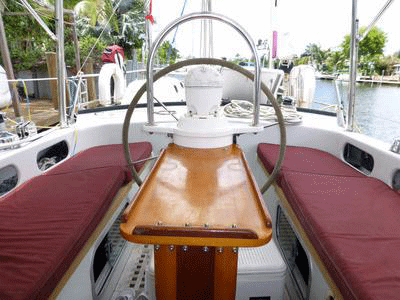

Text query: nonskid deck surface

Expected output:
[111,244,152,300]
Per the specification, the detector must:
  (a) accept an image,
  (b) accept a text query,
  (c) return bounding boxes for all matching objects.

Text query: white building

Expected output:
[393,64,400,75]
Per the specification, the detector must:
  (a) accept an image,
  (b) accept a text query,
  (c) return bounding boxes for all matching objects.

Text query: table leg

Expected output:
[154,245,238,300]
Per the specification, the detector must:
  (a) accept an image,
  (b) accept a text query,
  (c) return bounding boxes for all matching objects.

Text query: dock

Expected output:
[316,74,337,80]
[356,79,400,86]
[320,74,400,86]
[1,100,59,131]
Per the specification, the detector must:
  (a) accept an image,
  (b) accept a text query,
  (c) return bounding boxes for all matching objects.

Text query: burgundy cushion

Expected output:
[46,142,153,180]
[281,172,400,300]
[257,143,363,184]
[0,142,152,300]
[258,143,400,299]
[0,167,126,300]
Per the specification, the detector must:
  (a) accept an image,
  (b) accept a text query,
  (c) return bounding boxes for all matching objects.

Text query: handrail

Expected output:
[0,68,162,83]
[146,12,262,127]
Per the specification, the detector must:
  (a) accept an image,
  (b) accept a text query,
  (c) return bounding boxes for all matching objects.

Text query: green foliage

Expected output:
[104,0,118,32]
[1,0,56,70]
[7,46,44,70]
[74,0,99,26]
[341,26,386,58]
[340,26,387,75]
[326,50,346,72]
[294,56,310,66]
[294,26,390,75]
[79,35,107,63]
[74,0,145,60]
[230,53,259,66]
[157,41,180,65]
[304,43,327,68]
[374,55,400,75]
[1,0,145,72]
[230,53,245,65]
[46,0,82,10]
[115,9,145,57]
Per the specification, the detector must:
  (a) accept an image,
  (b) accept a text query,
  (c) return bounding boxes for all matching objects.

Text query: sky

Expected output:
[151,0,399,59]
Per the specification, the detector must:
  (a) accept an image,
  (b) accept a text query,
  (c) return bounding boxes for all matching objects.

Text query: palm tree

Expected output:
[327,51,345,73]
[74,0,118,30]
[74,0,145,60]
[305,43,327,70]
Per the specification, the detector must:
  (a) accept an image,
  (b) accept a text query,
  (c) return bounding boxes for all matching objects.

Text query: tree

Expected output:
[74,0,145,60]
[157,41,179,65]
[341,26,386,58]
[115,0,145,58]
[326,50,346,72]
[1,0,56,71]
[374,55,400,75]
[74,0,116,28]
[304,43,327,70]
[341,26,387,75]
[294,56,310,66]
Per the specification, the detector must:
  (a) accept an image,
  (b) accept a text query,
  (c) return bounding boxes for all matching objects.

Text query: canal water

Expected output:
[312,80,400,144]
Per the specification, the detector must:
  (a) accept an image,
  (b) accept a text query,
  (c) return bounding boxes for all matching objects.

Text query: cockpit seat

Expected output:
[0,142,152,300]
[257,143,364,185]
[258,143,400,300]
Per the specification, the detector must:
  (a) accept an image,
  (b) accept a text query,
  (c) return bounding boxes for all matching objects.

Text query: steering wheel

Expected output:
[122,58,286,193]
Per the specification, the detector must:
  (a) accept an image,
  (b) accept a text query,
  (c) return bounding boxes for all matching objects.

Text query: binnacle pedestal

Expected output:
[120,143,272,300]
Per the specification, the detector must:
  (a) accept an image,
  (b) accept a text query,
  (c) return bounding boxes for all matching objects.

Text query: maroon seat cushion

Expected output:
[0,142,152,300]
[281,172,400,300]
[257,143,363,184]
[258,143,400,299]
[46,142,152,180]
[0,167,126,300]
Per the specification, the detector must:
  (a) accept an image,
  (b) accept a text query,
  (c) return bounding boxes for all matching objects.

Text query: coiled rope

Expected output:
[223,100,302,124]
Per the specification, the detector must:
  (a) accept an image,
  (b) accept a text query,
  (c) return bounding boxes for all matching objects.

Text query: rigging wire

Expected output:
[18,0,57,40]
[166,0,188,63]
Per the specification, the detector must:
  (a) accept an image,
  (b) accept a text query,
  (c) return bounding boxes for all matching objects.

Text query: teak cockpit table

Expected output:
[121,143,272,300]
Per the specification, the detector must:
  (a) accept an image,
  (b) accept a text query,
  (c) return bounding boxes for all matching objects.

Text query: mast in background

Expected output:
[200,0,213,58]
[269,0,278,68]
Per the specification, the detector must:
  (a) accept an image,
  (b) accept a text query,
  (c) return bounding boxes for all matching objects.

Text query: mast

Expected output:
[346,0,358,131]
[56,0,67,127]
[200,0,213,58]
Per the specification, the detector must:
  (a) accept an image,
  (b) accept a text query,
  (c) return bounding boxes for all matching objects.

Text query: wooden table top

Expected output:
[120,143,272,247]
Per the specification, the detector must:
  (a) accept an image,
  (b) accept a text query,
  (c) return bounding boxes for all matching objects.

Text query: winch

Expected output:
[0,112,37,148]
